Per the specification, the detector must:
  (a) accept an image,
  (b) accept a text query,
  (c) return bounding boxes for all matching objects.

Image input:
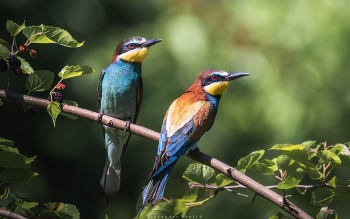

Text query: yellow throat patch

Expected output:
[119,48,149,63]
[204,81,231,96]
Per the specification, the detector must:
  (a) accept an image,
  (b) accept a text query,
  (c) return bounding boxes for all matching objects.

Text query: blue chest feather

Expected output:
[100,61,141,119]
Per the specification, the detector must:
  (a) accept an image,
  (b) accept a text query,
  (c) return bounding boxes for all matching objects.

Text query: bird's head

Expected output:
[112,36,162,63]
[199,69,250,96]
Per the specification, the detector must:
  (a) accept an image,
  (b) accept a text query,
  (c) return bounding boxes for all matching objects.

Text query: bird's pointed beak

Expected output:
[142,39,162,48]
[225,72,250,81]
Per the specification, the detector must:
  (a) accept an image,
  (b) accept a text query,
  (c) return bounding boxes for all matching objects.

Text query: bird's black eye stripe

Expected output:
[201,74,225,86]
[117,43,140,55]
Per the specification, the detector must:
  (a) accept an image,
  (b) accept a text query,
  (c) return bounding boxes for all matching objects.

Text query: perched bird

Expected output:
[97,36,162,198]
[139,69,249,214]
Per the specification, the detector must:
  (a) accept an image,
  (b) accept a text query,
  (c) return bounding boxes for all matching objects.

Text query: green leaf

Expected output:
[17,56,34,74]
[9,194,38,209]
[302,141,316,151]
[0,39,11,50]
[212,173,233,187]
[310,187,335,206]
[182,187,206,202]
[103,215,109,219]
[331,187,350,201]
[58,65,95,79]
[137,200,186,219]
[249,159,277,175]
[328,176,348,188]
[276,155,292,171]
[316,150,341,166]
[316,207,338,219]
[23,24,84,47]
[25,70,54,93]
[269,143,292,150]
[182,163,217,185]
[0,151,36,168]
[277,172,304,189]
[47,102,62,127]
[236,150,265,173]
[0,138,14,147]
[0,168,38,183]
[335,144,350,166]
[0,44,11,59]
[0,186,10,199]
[43,202,80,219]
[268,212,287,219]
[6,20,25,36]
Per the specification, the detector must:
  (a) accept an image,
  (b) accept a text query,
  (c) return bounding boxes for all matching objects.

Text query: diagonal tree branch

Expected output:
[0,209,28,219]
[0,90,313,219]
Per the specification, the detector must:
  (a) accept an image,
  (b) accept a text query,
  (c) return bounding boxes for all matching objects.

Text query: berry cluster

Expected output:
[48,92,64,103]
[0,59,7,72]
[57,83,65,90]
[9,55,22,77]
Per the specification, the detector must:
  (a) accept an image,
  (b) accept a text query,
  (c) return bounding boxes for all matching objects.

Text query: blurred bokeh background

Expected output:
[1,0,350,218]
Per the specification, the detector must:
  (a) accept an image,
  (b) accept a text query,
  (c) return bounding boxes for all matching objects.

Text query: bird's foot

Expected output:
[124,119,131,132]
[97,111,104,123]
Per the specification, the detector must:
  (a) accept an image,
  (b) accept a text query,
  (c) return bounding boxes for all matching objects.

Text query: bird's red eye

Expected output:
[128,44,135,49]
[211,75,217,80]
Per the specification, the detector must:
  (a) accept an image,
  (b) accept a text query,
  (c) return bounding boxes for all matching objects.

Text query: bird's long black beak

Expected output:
[142,39,162,48]
[225,72,250,81]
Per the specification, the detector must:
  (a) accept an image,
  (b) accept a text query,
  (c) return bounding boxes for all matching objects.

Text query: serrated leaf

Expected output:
[58,65,94,79]
[0,138,14,147]
[316,207,338,219]
[236,150,265,173]
[316,150,341,166]
[6,20,25,36]
[269,144,292,150]
[310,187,335,206]
[276,155,291,171]
[25,70,54,94]
[17,56,34,74]
[0,151,36,168]
[43,202,80,219]
[250,158,277,175]
[23,24,84,47]
[0,186,10,199]
[268,212,286,219]
[9,194,38,209]
[182,163,216,185]
[277,172,304,189]
[0,43,11,59]
[212,173,233,187]
[302,141,316,151]
[0,145,19,154]
[281,149,309,166]
[0,168,38,183]
[0,39,11,50]
[47,102,62,127]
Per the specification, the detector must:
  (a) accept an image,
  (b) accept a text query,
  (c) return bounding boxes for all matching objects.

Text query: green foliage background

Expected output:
[1,0,350,218]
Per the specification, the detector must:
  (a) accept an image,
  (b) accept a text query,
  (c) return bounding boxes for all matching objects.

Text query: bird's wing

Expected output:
[97,68,107,138]
[97,68,106,111]
[150,100,216,178]
[122,78,143,155]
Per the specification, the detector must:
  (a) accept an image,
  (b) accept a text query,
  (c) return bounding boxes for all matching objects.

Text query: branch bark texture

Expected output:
[0,209,28,219]
[0,90,313,219]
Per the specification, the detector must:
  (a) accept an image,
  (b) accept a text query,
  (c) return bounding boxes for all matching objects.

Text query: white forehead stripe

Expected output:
[210,71,228,77]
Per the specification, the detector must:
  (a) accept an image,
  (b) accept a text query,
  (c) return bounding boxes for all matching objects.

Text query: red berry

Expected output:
[30,50,37,58]
[57,83,65,90]
[19,45,27,52]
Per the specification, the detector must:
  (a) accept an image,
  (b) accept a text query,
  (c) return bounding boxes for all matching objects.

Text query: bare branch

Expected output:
[0,90,313,219]
[0,209,28,219]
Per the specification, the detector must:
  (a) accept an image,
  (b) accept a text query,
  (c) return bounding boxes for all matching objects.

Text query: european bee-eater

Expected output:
[139,69,249,214]
[97,36,162,198]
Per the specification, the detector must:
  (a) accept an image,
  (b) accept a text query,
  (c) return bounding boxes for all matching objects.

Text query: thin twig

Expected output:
[0,90,313,219]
